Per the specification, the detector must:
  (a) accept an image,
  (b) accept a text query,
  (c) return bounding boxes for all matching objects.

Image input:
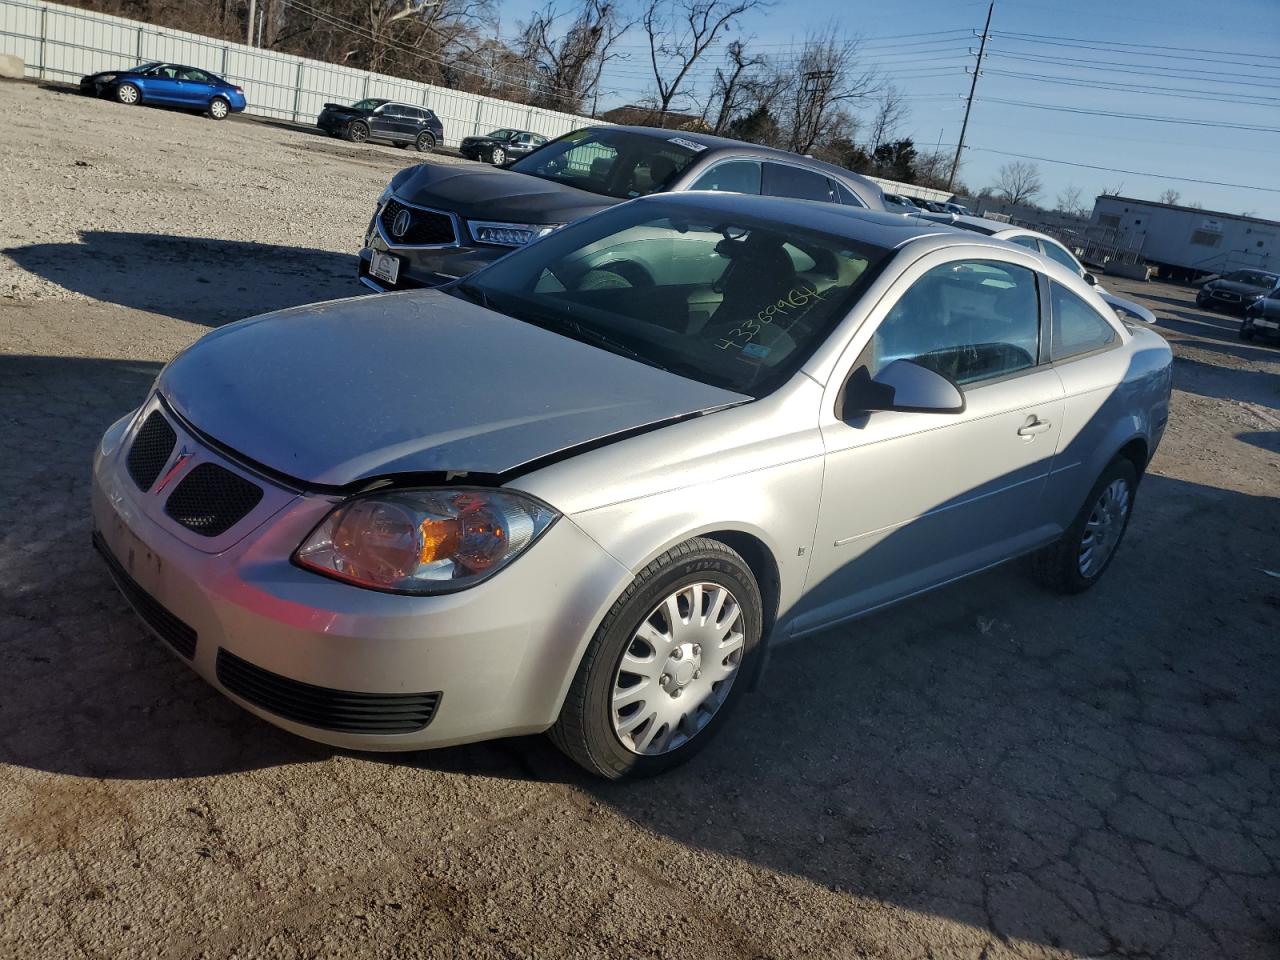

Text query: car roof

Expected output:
[630,191,953,250]
[583,125,881,191]
[913,212,1024,236]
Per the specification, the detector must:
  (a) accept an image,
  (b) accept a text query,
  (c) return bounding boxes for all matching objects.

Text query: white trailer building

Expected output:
[1089,196,1280,282]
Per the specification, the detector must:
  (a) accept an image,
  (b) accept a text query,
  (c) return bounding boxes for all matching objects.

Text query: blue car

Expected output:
[79,62,247,120]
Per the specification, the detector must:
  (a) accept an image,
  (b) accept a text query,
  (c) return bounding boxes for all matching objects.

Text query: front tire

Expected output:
[491,146,507,165]
[115,82,140,105]
[550,537,762,780]
[1240,323,1255,341]
[345,120,369,143]
[414,131,436,153]
[208,96,230,120]
[1034,457,1138,594]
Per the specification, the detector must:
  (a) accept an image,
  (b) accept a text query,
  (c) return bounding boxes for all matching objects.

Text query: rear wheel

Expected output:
[345,121,369,143]
[1034,457,1138,594]
[208,97,230,120]
[414,131,436,153]
[115,82,140,105]
[550,537,762,780]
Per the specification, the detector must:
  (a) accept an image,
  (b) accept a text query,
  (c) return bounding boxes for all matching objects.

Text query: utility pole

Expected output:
[245,0,256,46]
[948,1,992,192]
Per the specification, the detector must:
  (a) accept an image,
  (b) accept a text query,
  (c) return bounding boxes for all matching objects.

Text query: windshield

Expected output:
[457,200,888,396]
[508,129,703,200]
[131,61,162,73]
[351,99,387,111]
[1224,271,1278,287]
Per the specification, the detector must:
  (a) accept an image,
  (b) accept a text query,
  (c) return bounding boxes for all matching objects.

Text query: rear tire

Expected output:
[549,537,762,780]
[414,131,436,153]
[115,82,140,105]
[345,121,369,143]
[1033,457,1138,594]
[208,96,229,120]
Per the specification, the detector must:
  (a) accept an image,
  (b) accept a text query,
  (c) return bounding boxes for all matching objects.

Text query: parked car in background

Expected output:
[884,193,923,215]
[459,128,548,166]
[79,62,246,119]
[358,125,887,291]
[1196,270,1280,315]
[1241,286,1280,341]
[94,192,1171,779]
[317,99,444,151]
[943,202,971,215]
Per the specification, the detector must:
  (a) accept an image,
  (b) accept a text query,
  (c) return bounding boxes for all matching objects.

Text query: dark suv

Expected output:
[318,99,444,152]
[358,125,886,291]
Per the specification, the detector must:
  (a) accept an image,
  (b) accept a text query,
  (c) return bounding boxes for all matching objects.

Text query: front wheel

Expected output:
[414,131,436,153]
[1240,323,1255,341]
[115,82,140,105]
[208,96,230,120]
[345,121,369,143]
[1034,457,1138,594]
[550,538,762,779]
[491,146,506,165]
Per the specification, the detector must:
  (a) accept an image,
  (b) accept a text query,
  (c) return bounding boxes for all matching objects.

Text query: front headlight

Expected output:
[467,220,561,247]
[295,488,557,594]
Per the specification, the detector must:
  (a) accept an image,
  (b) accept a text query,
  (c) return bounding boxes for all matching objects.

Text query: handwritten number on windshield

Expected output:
[716,285,827,351]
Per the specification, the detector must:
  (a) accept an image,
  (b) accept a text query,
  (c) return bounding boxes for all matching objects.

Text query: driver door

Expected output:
[790,251,1066,635]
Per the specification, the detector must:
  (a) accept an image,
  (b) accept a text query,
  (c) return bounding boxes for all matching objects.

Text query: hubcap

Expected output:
[352,125,367,141]
[611,582,745,756]
[493,148,504,164]
[1078,478,1131,578]
[211,100,227,117]
[120,86,137,103]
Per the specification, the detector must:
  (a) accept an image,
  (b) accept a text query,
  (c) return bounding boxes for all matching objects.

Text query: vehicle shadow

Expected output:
[3,231,361,327]
[1172,354,1280,410]
[3,352,1277,955]
[1157,308,1248,347]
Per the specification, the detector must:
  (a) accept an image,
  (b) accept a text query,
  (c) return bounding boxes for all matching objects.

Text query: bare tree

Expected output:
[913,149,954,190]
[1056,185,1084,216]
[867,86,908,152]
[1159,188,1181,205]
[993,161,1043,206]
[704,40,766,134]
[1100,182,1125,197]
[776,26,878,155]
[642,0,765,123]
[520,0,631,113]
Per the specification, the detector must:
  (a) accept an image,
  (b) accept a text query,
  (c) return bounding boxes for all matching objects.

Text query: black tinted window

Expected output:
[763,163,836,202]
[1040,238,1082,274]
[866,260,1041,386]
[1050,281,1117,360]
[689,160,762,195]
[510,129,701,199]
[1010,235,1040,251]
[833,181,865,207]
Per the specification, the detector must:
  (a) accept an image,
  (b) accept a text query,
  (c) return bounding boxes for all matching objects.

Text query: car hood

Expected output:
[393,162,616,224]
[1207,279,1271,296]
[158,291,746,487]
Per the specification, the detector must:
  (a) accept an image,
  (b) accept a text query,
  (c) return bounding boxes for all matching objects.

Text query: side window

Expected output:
[183,69,211,82]
[1009,234,1041,251]
[863,260,1041,387]
[762,163,836,203]
[1040,239,1083,276]
[833,181,865,207]
[688,160,762,195]
[406,107,425,121]
[1049,281,1117,361]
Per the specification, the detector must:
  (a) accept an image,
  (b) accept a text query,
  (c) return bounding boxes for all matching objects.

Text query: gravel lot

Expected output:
[1,80,1278,960]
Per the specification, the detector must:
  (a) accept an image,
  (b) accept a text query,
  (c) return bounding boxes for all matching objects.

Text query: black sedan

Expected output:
[358,125,887,291]
[317,99,444,152]
[459,129,549,166]
[1196,269,1280,315]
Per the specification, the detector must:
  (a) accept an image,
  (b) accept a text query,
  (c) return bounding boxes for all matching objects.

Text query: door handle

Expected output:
[1017,416,1052,438]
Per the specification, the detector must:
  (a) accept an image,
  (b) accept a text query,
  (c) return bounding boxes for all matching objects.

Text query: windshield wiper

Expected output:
[497,300,673,372]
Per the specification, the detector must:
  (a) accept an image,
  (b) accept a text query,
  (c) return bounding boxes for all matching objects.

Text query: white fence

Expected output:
[0,0,597,147]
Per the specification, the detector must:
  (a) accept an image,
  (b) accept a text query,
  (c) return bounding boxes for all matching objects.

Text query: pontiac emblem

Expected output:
[154,446,194,493]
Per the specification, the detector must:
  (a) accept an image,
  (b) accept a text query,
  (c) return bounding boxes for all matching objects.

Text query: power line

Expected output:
[985,69,1280,106]
[981,97,1280,134]
[987,50,1280,86]
[991,31,1280,71]
[991,29,1280,62]
[966,145,1280,193]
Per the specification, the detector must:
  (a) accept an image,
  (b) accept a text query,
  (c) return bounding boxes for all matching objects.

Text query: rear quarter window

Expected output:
[1050,281,1118,361]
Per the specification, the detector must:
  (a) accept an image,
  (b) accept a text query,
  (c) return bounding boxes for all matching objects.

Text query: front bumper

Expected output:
[357,202,511,290]
[92,403,630,751]
[1244,315,1280,338]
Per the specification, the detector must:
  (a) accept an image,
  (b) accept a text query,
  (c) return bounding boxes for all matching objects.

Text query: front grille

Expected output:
[126,411,177,491]
[1214,291,1240,302]
[164,463,263,537]
[379,198,456,246]
[216,649,441,734]
[93,531,197,659]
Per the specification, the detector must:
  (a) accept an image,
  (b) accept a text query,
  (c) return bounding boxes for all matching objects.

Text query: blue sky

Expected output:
[499,0,1280,218]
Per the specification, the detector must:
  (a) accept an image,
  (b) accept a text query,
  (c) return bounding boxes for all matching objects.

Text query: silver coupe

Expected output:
[93,192,1173,779]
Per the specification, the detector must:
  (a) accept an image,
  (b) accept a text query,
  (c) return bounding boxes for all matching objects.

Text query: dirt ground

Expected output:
[1,80,1277,959]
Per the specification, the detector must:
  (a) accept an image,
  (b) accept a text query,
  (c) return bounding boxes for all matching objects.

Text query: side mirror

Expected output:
[842,360,966,418]
[1082,271,1098,286]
